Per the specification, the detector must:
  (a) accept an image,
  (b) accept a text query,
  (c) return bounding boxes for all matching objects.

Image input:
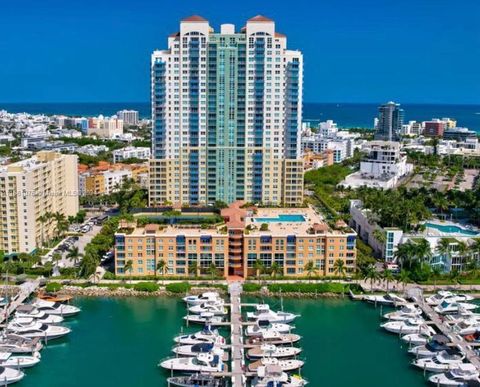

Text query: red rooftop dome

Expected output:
[248,15,274,22]
[182,15,208,22]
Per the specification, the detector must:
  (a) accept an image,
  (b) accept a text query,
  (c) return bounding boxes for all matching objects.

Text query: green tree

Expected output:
[269,262,283,278]
[333,259,346,278]
[156,259,168,281]
[382,269,395,292]
[304,261,318,282]
[124,260,133,283]
[398,269,410,291]
[188,261,200,278]
[253,259,265,281]
[208,263,218,283]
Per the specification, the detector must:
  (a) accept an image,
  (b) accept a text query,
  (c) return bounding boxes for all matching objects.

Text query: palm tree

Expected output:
[124,260,133,283]
[398,269,410,292]
[67,247,82,278]
[436,238,452,267]
[37,214,48,247]
[253,259,265,281]
[269,263,282,279]
[188,261,200,278]
[333,259,346,278]
[364,265,381,291]
[156,259,168,282]
[382,269,394,292]
[304,261,318,282]
[53,212,68,239]
[208,263,218,283]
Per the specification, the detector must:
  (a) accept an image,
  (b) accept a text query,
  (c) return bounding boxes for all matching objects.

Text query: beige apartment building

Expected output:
[114,203,356,278]
[0,151,79,254]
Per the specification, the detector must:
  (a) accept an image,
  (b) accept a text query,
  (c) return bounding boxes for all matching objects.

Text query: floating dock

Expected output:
[0,278,40,325]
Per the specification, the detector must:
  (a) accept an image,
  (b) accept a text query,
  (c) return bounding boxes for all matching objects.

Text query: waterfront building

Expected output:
[423,119,446,137]
[374,102,404,142]
[114,203,356,277]
[317,120,338,137]
[340,141,413,189]
[443,127,477,142]
[350,199,480,272]
[149,15,304,207]
[113,147,151,163]
[116,110,139,126]
[0,151,79,254]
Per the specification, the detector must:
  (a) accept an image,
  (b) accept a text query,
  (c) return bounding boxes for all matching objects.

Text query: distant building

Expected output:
[443,127,477,142]
[0,152,79,254]
[374,102,404,142]
[87,116,123,138]
[424,119,446,137]
[317,120,338,137]
[117,110,139,126]
[340,141,413,189]
[112,147,151,163]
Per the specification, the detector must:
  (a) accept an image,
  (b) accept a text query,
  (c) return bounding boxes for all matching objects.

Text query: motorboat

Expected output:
[246,331,301,346]
[183,292,222,306]
[0,352,41,368]
[435,301,478,315]
[248,357,304,372]
[173,343,223,357]
[408,335,450,358]
[412,350,465,372]
[15,305,64,324]
[247,344,302,359]
[246,304,299,324]
[427,291,474,306]
[173,327,225,346]
[7,320,71,340]
[428,364,480,386]
[381,318,435,335]
[251,365,308,387]
[452,318,480,336]
[36,291,73,303]
[0,335,43,354]
[0,366,24,385]
[32,299,80,317]
[159,350,225,373]
[167,374,226,387]
[189,303,228,316]
[444,309,480,323]
[183,312,224,326]
[246,320,292,337]
[363,293,407,306]
[383,304,422,321]
[401,332,432,346]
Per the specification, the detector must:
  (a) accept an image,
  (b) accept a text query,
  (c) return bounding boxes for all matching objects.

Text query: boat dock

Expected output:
[228,282,245,387]
[0,278,40,325]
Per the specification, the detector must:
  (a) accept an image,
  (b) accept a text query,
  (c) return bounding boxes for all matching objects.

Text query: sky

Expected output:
[0,0,479,104]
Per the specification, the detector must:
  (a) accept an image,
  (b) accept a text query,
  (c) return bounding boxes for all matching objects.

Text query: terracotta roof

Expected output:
[182,15,208,22]
[144,224,160,232]
[248,15,273,23]
[275,32,286,38]
[221,201,248,229]
[169,32,180,37]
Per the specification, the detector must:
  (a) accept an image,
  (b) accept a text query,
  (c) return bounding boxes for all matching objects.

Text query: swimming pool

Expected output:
[424,222,480,236]
[253,214,306,223]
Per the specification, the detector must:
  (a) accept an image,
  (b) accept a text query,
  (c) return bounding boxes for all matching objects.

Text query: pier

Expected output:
[228,282,245,387]
[0,278,40,325]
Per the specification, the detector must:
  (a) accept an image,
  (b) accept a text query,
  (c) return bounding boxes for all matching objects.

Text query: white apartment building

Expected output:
[87,116,123,138]
[317,120,338,137]
[112,147,151,163]
[117,110,139,126]
[341,141,413,189]
[149,15,304,206]
[0,152,79,254]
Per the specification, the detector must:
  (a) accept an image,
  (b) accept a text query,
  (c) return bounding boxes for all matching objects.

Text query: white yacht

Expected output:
[427,291,474,306]
[247,344,302,359]
[248,357,304,372]
[246,304,299,324]
[363,293,407,306]
[428,364,479,386]
[251,365,308,387]
[159,350,225,373]
[0,335,43,354]
[0,366,24,385]
[435,301,477,315]
[381,318,434,335]
[189,303,228,316]
[173,327,225,346]
[173,343,222,357]
[183,312,224,326]
[408,335,450,358]
[412,350,465,372]
[7,320,71,340]
[0,352,41,368]
[183,292,222,306]
[32,299,80,317]
[245,321,292,337]
[452,318,480,336]
[401,332,432,346]
[246,331,301,346]
[383,304,422,321]
[15,305,64,324]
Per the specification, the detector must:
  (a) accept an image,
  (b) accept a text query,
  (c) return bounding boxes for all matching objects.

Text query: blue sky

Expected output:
[1,0,479,103]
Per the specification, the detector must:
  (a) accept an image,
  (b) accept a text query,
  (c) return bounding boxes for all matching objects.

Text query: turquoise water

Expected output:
[16,296,428,387]
[253,214,306,223]
[425,222,480,236]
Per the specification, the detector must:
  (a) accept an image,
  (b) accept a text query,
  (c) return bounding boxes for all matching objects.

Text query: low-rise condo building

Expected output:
[112,147,151,163]
[114,203,357,278]
[0,151,79,254]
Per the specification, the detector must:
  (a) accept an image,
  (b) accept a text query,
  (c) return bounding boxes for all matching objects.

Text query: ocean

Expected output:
[1,102,479,132]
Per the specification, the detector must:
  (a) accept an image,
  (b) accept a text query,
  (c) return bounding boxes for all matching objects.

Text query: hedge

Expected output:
[166,282,191,294]
[45,282,63,293]
[243,283,262,292]
[133,282,159,292]
[267,282,352,294]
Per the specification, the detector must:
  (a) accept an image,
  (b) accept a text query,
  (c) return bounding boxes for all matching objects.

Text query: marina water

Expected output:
[16,296,428,387]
